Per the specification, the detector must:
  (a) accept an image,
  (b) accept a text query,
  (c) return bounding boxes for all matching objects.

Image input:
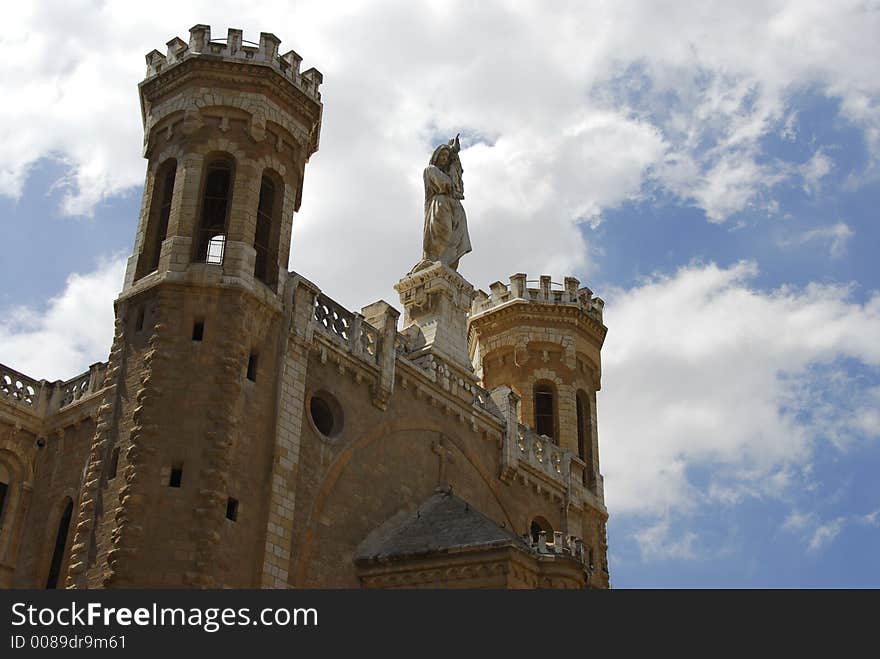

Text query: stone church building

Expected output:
[0,25,609,589]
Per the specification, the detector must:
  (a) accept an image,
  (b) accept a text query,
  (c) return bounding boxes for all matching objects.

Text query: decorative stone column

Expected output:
[395,262,475,379]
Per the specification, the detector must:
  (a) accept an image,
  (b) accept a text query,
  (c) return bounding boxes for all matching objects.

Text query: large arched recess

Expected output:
[292,416,515,587]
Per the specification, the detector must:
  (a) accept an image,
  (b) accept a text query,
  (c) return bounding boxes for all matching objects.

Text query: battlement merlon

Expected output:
[470,273,605,325]
[143,24,323,103]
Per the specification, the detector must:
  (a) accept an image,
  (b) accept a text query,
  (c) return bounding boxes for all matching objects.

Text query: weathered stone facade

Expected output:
[0,24,609,590]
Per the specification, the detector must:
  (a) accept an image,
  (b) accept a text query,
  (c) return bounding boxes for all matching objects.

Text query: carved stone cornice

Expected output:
[140,57,322,155]
[468,298,607,348]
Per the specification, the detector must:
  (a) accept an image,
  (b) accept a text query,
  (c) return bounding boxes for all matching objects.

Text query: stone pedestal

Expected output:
[395,262,475,378]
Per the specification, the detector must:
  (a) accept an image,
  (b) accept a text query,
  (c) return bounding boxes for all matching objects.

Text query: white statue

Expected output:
[417,135,471,272]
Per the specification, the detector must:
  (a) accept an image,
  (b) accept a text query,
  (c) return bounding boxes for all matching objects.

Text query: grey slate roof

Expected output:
[354,490,530,563]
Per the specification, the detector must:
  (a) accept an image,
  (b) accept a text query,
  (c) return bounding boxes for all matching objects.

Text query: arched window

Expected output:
[534,382,556,441]
[0,463,10,529]
[576,390,595,489]
[136,159,177,279]
[530,517,553,544]
[45,498,73,589]
[253,173,280,288]
[195,158,234,264]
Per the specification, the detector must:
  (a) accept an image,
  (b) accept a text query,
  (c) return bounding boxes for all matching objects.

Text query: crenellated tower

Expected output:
[468,274,610,582]
[65,24,322,588]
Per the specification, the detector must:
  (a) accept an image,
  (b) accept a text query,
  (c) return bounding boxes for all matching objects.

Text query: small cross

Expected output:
[431,436,456,490]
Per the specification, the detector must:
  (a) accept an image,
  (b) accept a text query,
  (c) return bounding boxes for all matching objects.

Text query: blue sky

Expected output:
[1,1,878,587]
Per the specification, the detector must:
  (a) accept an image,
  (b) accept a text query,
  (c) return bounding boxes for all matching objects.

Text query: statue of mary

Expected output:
[418,135,472,272]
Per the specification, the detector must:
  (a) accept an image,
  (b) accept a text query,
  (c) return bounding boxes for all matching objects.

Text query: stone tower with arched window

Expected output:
[63,25,323,588]
[468,274,609,576]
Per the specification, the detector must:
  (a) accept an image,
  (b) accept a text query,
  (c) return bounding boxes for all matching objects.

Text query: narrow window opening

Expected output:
[226,497,238,521]
[576,395,586,461]
[108,447,120,481]
[169,463,183,488]
[195,160,233,264]
[576,390,595,489]
[0,480,8,525]
[135,307,145,333]
[137,160,176,279]
[247,353,258,382]
[254,176,276,285]
[588,547,595,570]
[534,383,555,440]
[146,165,176,273]
[45,499,73,589]
[192,321,204,342]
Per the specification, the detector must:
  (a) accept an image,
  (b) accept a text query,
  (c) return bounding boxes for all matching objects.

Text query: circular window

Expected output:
[308,390,343,439]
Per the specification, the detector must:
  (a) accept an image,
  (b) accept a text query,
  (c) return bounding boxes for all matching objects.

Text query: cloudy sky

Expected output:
[2,1,879,587]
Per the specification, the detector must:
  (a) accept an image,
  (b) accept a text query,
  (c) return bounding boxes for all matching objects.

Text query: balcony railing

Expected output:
[0,365,39,407]
[0,361,108,416]
[312,293,380,365]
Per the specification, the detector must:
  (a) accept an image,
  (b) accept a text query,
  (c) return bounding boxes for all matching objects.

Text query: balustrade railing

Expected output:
[312,293,380,364]
[359,323,378,358]
[0,365,39,407]
[472,383,499,415]
[314,292,352,341]
[516,424,567,485]
[0,361,107,415]
[59,371,92,408]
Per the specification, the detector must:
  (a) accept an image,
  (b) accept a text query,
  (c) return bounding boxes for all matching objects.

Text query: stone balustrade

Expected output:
[312,292,380,365]
[515,423,569,487]
[471,273,604,324]
[527,529,592,571]
[0,361,108,416]
[513,422,604,505]
[144,25,323,101]
[471,382,500,416]
[59,371,90,408]
[0,364,39,408]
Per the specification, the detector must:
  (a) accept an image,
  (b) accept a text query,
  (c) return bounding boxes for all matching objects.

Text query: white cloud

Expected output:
[599,261,880,518]
[808,518,845,552]
[781,509,880,553]
[800,150,833,195]
[782,511,816,533]
[781,222,854,258]
[0,257,124,381]
[633,516,700,562]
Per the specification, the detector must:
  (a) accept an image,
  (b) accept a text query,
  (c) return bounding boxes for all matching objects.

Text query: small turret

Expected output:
[125,23,323,291]
[468,273,606,497]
